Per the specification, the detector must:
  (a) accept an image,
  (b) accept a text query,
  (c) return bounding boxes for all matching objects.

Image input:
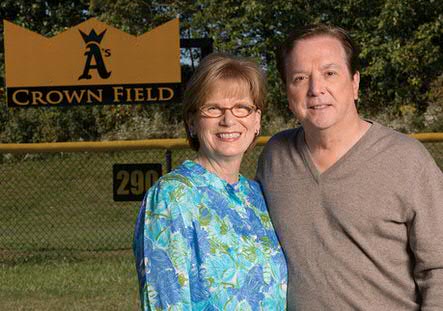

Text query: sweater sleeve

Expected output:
[133,177,199,310]
[408,158,443,310]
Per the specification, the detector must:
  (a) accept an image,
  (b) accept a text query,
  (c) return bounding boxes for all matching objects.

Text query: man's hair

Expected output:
[183,52,266,151]
[276,24,361,84]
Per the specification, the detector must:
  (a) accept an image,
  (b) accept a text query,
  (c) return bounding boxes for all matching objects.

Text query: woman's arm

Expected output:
[134,177,199,310]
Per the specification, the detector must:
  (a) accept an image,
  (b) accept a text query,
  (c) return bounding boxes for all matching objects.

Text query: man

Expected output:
[256,24,443,310]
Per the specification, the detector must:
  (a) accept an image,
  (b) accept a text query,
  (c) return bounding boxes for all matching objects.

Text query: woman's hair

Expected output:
[276,24,361,84]
[183,52,266,151]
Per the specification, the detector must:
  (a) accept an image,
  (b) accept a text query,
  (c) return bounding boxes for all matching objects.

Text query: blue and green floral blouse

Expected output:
[133,160,287,310]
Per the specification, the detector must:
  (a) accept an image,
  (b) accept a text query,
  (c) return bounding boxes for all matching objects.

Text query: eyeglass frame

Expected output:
[198,104,259,118]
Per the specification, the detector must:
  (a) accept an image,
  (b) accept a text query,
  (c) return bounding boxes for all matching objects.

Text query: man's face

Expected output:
[285,35,360,131]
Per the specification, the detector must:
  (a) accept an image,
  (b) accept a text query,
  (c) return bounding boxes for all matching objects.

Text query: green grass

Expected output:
[0,252,140,310]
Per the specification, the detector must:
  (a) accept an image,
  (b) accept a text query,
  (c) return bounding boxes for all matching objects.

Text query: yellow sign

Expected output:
[3,18,181,107]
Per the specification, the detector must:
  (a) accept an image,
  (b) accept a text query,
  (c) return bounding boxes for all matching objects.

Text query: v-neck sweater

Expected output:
[257,121,443,310]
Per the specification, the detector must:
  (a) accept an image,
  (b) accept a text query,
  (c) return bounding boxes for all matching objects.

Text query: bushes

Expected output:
[0,104,186,143]
[423,74,443,132]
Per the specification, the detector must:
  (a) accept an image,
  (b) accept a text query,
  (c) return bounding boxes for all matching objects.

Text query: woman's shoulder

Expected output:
[239,176,266,207]
[241,176,261,192]
[150,179,196,205]
[158,172,195,189]
[142,164,201,224]
[153,161,199,190]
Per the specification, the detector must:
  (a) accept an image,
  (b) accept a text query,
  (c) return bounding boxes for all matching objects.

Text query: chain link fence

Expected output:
[1,136,442,263]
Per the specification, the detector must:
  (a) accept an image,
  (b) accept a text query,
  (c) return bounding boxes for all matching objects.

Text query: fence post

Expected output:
[165,149,172,173]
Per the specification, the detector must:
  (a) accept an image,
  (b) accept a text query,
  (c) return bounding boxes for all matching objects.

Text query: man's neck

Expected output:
[303,118,371,173]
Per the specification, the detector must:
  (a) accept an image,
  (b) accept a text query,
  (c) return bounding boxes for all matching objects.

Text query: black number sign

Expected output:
[113,163,162,201]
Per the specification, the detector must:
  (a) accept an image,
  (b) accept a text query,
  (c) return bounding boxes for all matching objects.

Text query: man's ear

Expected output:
[352,71,360,101]
[255,109,262,134]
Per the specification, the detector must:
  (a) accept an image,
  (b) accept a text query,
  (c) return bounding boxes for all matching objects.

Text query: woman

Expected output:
[133,53,287,310]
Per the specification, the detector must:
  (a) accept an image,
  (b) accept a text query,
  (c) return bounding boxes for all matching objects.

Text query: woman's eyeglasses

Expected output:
[199,104,258,118]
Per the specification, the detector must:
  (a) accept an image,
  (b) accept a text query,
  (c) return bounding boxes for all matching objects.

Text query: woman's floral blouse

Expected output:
[133,160,287,310]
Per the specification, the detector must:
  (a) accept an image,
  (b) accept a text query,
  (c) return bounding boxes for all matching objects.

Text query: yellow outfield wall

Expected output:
[1,133,443,153]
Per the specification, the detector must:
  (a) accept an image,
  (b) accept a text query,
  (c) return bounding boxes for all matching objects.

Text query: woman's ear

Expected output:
[186,116,196,137]
[188,124,196,137]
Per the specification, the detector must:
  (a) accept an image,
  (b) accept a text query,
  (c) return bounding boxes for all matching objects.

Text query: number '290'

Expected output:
[113,164,162,201]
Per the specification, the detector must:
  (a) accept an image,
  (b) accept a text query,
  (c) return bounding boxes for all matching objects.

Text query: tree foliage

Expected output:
[0,0,442,142]
[175,0,442,116]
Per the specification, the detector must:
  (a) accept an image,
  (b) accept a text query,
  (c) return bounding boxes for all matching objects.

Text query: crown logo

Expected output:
[78,28,111,80]
[79,29,107,44]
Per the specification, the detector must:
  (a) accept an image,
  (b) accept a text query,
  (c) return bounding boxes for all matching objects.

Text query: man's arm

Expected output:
[409,157,443,310]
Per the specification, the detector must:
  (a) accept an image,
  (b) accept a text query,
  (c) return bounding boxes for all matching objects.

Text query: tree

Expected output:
[175,0,442,117]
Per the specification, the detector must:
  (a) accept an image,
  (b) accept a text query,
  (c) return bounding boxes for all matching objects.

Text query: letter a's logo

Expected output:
[78,29,111,80]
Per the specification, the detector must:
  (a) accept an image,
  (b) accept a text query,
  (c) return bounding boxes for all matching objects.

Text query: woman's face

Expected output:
[192,79,261,164]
